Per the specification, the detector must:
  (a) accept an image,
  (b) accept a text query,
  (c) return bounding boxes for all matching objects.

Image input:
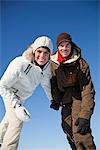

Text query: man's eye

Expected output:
[60,44,64,47]
[67,43,70,46]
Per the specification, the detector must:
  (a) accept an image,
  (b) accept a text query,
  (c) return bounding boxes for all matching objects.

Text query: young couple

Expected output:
[0,33,96,150]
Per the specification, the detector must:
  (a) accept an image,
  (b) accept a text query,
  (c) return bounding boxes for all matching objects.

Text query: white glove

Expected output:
[14,105,31,122]
[11,97,31,122]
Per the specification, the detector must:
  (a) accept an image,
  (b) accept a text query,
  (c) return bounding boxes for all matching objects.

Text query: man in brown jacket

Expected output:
[50,32,96,150]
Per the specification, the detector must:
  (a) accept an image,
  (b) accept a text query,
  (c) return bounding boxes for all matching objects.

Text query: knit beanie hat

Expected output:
[31,36,53,53]
[56,32,72,47]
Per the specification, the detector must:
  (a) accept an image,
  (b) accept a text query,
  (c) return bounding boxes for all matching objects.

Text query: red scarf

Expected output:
[57,50,66,63]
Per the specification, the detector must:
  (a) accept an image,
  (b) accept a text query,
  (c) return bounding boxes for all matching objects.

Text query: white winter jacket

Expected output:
[0,55,53,103]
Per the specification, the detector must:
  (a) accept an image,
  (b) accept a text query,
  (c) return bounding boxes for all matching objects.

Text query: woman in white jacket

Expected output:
[0,36,53,150]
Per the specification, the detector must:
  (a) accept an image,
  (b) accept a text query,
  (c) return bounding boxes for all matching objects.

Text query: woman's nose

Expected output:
[40,52,44,58]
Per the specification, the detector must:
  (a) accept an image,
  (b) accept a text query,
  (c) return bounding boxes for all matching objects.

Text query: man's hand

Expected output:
[50,100,60,111]
[75,118,91,135]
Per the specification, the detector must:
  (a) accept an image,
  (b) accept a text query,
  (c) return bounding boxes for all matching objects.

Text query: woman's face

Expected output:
[58,41,71,58]
[34,47,50,66]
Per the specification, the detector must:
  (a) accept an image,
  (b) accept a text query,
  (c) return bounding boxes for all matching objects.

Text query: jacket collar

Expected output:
[51,48,81,64]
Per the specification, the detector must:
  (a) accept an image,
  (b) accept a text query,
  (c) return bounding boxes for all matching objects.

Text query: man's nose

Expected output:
[63,46,67,49]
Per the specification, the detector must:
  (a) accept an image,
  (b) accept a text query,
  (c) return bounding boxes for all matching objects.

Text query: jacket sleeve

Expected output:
[50,62,62,103]
[79,59,95,119]
[41,74,53,101]
[50,75,62,103]
[0,58,22,102]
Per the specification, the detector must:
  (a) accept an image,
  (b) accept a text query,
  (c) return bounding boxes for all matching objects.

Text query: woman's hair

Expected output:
[39,46,51,53]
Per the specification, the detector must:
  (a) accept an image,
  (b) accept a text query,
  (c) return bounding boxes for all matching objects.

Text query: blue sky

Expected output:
[0,0,99,150]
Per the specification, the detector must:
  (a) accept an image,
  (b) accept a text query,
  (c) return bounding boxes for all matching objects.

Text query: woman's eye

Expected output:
[37,50,41,53]
[45,52,49,55]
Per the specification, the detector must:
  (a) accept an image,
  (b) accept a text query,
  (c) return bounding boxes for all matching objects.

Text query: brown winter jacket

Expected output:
[50,48,95,120]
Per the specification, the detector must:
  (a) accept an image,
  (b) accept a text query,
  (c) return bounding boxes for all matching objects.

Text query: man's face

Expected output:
[34,47,50,65]
[58,41,71,58]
